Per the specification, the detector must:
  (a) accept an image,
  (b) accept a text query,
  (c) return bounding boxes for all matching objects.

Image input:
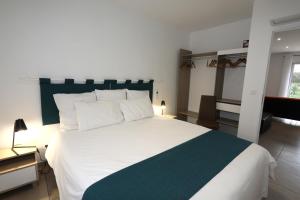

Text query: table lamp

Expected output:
[161,100,166,115]
[12,119,35,155]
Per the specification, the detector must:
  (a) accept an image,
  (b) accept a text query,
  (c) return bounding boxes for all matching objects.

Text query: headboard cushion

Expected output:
[39,78,154,125]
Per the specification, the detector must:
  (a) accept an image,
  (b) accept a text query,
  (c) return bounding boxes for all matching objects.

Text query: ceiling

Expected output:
[272,29,300,53]
[113,0,254,31]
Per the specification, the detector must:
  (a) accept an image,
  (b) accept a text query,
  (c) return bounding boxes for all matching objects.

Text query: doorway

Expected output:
[260,28,300,199]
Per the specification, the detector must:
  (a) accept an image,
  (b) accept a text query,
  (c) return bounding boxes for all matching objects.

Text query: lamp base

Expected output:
[12,145,37,156]
[11,148,19,156]
[14,145,36,148]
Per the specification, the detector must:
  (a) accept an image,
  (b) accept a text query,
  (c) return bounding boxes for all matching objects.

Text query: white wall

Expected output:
[293,55,300,64]
[265,53,285,96]
[188,19,251,112]
[222,67,246,100]
[0,0,189,148]
[238,0,300,142]
[188,60,216,112]
[189,18,252,53]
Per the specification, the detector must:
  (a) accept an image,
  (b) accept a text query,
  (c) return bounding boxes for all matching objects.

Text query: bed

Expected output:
[46,117,275,200]
[41,78,276,200]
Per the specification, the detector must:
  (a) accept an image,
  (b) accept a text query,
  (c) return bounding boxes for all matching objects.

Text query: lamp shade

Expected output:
[14,119,27,133]
[161,100,166,108]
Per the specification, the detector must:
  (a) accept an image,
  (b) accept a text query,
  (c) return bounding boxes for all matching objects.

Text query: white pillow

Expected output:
[53,92,96,130]
[75,101,124,131]
[120,97,154,122]
[127,90,149,100]
[95,89,126,101]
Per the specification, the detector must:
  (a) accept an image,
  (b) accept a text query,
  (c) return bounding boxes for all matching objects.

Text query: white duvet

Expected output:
[46,117,276,200]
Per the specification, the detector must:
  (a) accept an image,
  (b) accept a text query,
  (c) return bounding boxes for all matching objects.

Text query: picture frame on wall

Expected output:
[243,40,249,48]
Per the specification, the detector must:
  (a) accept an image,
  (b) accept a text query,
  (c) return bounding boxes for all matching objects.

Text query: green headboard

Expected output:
[39,78,154,125]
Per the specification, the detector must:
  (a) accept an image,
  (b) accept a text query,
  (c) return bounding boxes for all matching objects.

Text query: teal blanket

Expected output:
[82,130,251,200]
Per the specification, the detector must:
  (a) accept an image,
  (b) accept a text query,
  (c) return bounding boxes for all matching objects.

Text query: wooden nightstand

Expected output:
[0,148,38,194]
[162,114,177,119]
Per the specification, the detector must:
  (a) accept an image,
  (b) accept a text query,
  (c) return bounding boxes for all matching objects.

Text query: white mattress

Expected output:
[46,117,276,200]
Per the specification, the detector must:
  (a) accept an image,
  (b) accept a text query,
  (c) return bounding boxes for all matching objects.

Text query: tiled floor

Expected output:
[1,119,300,200]
[260,120,300,200]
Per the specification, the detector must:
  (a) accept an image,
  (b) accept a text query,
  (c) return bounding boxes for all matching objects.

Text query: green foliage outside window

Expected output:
[289,71,300,98]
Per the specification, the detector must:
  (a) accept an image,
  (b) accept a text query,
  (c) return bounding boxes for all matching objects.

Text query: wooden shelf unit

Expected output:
[0,148,38,194]
[178,111,198,119]
[0,154,36,175]
[216,98,241,105]
[177,48,247,126]
[217,48,248,56]
[217,118,239,128]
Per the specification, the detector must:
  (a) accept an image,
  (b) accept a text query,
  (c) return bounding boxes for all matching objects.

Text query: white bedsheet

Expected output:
[46,117,276,200]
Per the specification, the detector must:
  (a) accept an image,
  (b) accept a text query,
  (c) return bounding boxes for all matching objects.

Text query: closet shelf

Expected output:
[217,48,248,56]
[217,118,239,127]
[216,98,241,105]
[178,111,198,118]
[182,52,217,58]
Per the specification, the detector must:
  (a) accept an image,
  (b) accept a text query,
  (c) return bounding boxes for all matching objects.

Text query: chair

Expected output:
[197,95,219,130]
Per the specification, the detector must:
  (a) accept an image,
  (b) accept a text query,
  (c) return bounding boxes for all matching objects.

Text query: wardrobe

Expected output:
[176,48,248,127]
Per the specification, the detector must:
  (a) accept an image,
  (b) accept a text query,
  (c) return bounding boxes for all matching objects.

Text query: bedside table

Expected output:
[0,148,38,194]
[161,114,177,119]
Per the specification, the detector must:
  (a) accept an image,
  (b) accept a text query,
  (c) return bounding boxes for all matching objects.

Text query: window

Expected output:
[289,64,300,98]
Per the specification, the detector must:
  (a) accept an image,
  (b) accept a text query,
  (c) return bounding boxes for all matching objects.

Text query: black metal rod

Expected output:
[11,148,19,156]
[14,146,36,148]
[11,131,15,150]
